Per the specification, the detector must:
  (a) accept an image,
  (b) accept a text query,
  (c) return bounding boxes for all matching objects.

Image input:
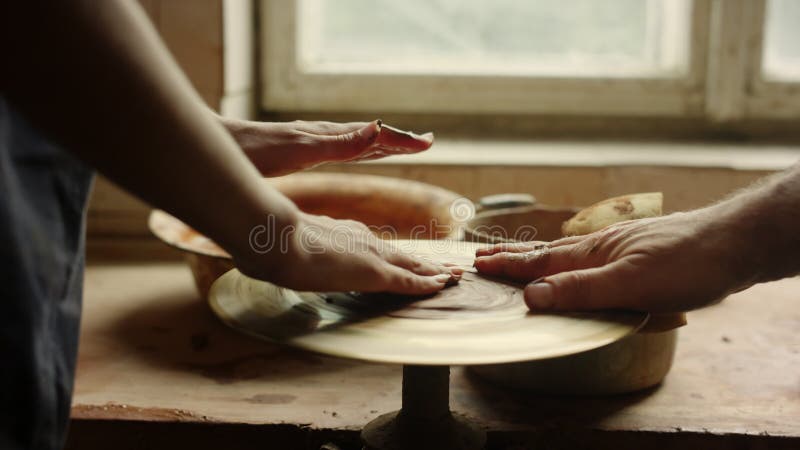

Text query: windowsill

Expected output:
[362,140,800,171]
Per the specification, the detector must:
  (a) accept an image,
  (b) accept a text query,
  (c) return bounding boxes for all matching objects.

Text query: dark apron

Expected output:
[0,97,93,450]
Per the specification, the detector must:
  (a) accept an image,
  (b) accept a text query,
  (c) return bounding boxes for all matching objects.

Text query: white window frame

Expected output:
[260,0,800,121]
[706,0,800,120]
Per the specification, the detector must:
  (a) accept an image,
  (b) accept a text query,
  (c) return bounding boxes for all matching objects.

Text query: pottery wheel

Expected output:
[209,240,648,365]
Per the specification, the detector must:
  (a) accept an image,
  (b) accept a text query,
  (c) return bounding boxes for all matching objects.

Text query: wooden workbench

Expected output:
[67,263,800,450]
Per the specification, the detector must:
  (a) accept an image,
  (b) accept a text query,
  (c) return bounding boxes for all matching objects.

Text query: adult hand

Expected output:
[222,118,434,177]
[235,211,460,295]
[474,207,751,313]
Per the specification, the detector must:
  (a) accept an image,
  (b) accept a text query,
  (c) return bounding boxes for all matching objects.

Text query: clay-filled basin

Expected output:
[148,172,463,298]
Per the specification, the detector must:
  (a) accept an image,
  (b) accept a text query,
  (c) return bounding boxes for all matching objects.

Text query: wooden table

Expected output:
[67,263,800,450]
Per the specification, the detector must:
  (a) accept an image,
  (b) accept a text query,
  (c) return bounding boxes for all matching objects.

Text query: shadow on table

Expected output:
[100,287,371,384]
[457,367,660,428]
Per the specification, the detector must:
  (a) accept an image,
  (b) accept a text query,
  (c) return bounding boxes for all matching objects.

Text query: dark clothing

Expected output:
[0,97,93,450]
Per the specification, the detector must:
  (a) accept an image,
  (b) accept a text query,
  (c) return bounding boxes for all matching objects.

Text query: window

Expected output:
[762,0,800,82]
[298,0,690,78]
[745,0,800,119]
[260,0,800,122]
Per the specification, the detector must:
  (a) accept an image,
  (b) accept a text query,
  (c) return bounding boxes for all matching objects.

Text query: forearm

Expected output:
[2,1,295,262]
[707,163,800,285]
[216,115,266,164]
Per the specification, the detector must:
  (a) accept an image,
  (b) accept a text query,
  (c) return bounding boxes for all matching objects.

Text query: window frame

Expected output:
[260,0,800,122]
[706,0,800,120]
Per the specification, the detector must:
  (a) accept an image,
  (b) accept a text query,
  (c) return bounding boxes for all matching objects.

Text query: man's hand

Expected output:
[474,208,750,313]
[476,163,800,314]
[234,212,460,295]
[222,118,434,177]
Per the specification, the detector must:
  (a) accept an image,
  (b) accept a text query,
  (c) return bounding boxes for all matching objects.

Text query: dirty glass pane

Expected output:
[298,0,691,77]
[763,0,800,81]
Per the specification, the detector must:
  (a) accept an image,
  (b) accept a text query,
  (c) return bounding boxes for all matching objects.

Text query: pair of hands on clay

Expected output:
[223,118,461,295]
[226,117,798,307]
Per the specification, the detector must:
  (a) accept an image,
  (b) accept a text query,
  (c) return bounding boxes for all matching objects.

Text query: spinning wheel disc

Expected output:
[209,240,647,365]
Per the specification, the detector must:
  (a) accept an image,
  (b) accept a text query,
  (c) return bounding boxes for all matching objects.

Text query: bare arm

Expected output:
[475,163,800,312]
[722,163,800,284]
[1,1,455,294]
[2,1,293,262]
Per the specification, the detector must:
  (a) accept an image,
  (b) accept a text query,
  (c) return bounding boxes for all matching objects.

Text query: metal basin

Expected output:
[465,204,678,395]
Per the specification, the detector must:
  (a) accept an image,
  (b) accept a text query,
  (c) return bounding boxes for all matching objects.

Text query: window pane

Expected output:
[763,0,800,81]
[297,0,691,77]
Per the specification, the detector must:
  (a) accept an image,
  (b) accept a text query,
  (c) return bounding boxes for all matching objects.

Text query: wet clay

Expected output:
[308,269,527,321]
